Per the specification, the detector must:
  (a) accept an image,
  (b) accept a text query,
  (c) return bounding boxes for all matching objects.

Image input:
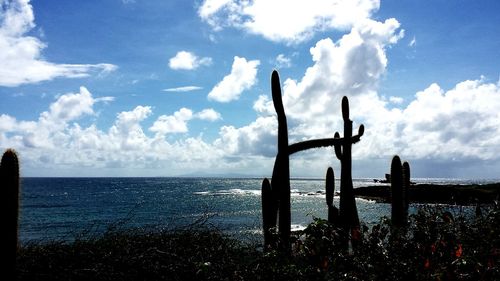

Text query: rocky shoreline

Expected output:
[354,183,500,205]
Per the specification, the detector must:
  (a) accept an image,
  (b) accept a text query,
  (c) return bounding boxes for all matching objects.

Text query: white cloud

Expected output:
[168,51,212,70]
[208,56,260,102]
[398,79,500,161]
[275,54,292,68]
[0,0,117,87]
[150,108,193,136]
[214,116,277,157]
[163,86,203,92]
[389,96,404,104]
[252,95,274,115]
[0,88,230,176]
[279,18,403,130]
[196,108,222,121]
[198,0,380,44]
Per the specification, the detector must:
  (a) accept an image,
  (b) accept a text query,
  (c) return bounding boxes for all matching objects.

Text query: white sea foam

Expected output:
[193,189,261,196]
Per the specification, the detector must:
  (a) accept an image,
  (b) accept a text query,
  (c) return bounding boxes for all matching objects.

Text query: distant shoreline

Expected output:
[354,183,500,205]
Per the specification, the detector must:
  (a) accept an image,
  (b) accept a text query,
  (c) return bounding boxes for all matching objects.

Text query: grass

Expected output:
[17,205,500,281]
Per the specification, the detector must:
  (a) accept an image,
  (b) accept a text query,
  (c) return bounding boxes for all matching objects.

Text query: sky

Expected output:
[1,0,500,178]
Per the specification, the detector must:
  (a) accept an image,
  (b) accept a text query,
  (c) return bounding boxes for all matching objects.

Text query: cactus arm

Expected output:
[333,132,343,159]
[402,161,411,215]
[288,137,343,155]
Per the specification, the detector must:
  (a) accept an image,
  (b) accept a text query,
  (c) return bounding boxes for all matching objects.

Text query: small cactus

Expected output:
[391,155,405,226]
[0,149,20,276]
[402,161,411,216]
[261,178,277,249]
[325,167,338,224]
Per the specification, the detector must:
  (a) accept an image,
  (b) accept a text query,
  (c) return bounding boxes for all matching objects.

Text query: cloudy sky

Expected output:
[1,0,500,178]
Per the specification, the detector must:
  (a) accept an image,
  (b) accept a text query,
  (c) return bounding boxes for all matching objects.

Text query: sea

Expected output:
[18,177,497,244]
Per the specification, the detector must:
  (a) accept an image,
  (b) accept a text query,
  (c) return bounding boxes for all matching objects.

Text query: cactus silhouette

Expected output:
[391,155,405,226]
[334,96,364,232]
[402,161,411,217]
[265,71,365,251]
[0,149,20,277]
[270,70,292,250]
[325,167,338,224]
[261,178,277,249]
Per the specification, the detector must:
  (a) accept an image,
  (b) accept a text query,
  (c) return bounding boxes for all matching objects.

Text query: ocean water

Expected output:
[19,177,493,243]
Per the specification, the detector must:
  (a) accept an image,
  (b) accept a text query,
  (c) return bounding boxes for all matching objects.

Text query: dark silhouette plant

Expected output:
[391,155,411,227]
[325,167,338,224]
[261,178,276,249]
[334,96,364,242]
[402,161,411,216]
[262,70,365,251]
[0,149,20,278]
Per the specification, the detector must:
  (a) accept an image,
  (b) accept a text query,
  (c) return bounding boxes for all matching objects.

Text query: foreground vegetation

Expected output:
[16,205,500,281]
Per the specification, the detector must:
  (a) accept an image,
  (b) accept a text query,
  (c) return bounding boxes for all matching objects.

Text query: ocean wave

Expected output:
[193,189,261,196]
[194,189,332,198]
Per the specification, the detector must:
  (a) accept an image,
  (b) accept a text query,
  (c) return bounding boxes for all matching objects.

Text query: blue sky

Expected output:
[1,0,500,178]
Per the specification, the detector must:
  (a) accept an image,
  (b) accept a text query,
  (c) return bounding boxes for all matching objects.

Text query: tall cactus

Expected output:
[0,149,20,277]
[325,167,338,224]
[334,97,364,231]
[270,70,291,250]
[391,155,405,226]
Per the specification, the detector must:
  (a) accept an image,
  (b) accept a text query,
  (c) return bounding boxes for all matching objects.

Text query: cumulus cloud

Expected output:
[150,108,193,136]
[208,56,260,102]
[168,51,212,70]
[398,79,500,160]
[0,0,117,87]
[0,87,230,176]
[163,86,203,92]
[276,19,403,135]
[196,108,222,121]
[149,107,222,136]
[214,116,277,157]
[198,0,380,43]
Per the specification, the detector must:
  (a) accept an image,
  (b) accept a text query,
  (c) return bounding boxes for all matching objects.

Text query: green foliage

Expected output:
[16,206,500,280]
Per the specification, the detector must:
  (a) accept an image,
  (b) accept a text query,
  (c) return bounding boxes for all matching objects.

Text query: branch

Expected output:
[288,138,342,155]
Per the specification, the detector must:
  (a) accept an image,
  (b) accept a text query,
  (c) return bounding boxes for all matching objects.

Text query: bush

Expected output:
[16,205,500,280]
